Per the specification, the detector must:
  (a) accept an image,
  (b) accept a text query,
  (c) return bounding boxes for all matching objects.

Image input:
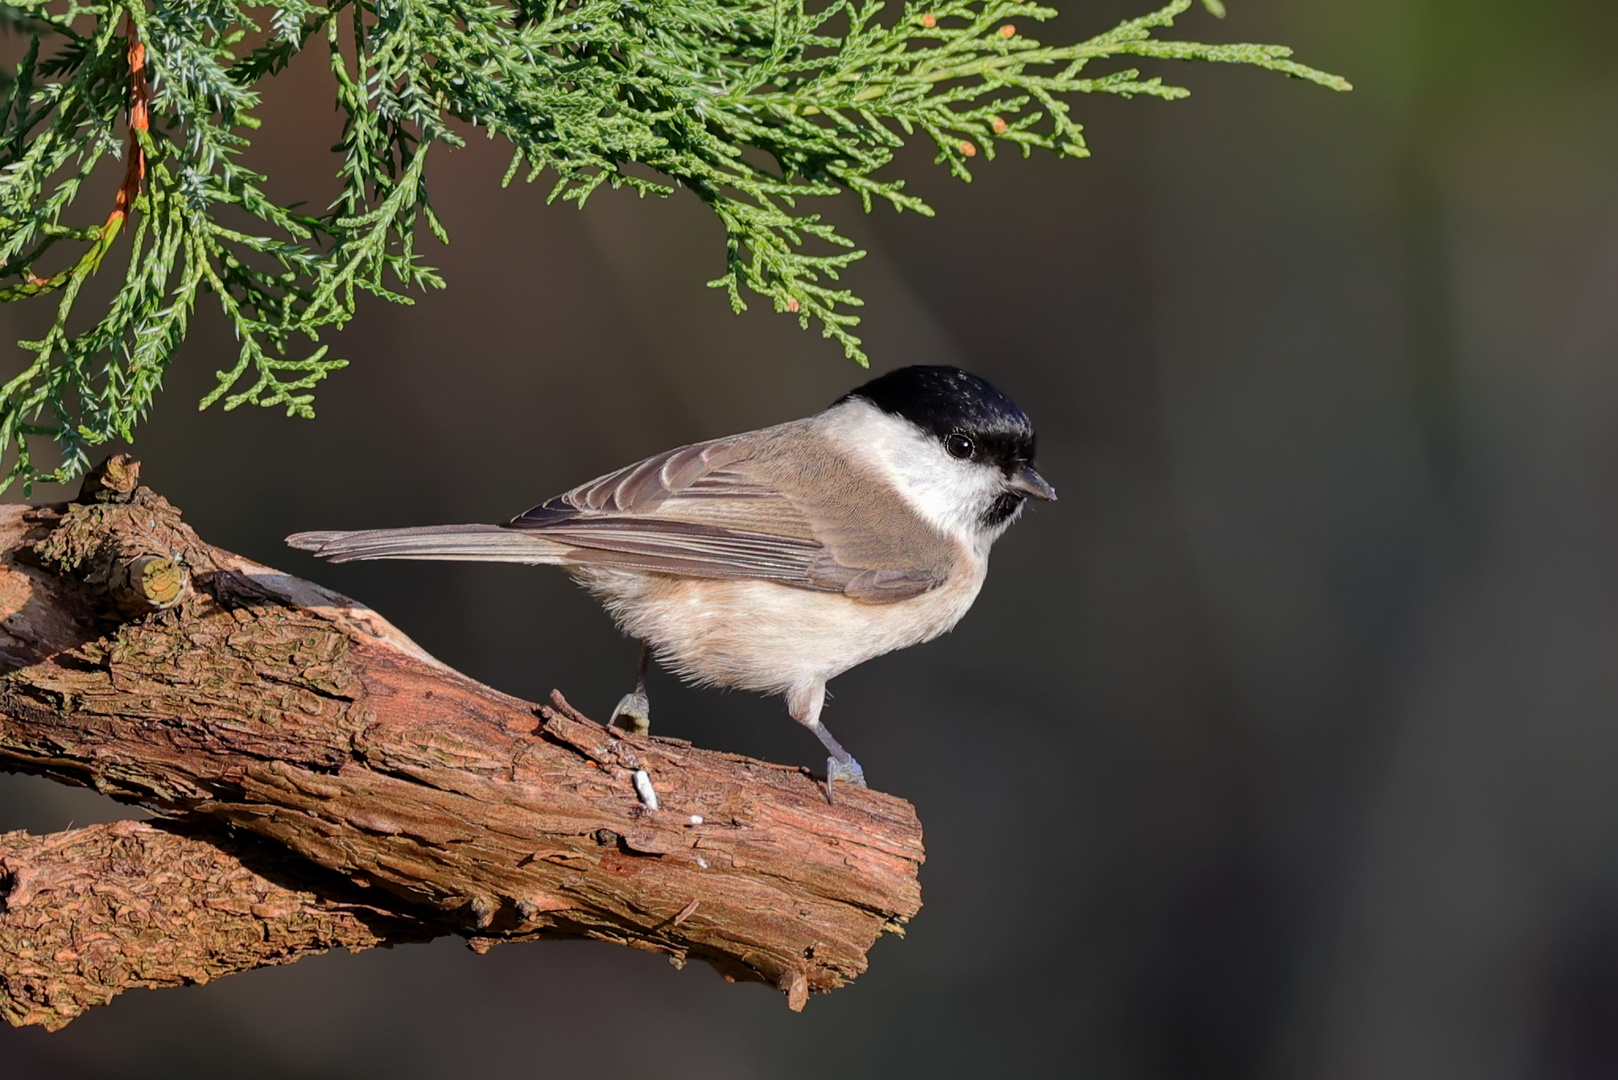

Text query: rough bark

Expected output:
[0,458,924,1029]
[0,820,434,1031]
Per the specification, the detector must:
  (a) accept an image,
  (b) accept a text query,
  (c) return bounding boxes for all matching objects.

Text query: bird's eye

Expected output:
[945,433,976,460]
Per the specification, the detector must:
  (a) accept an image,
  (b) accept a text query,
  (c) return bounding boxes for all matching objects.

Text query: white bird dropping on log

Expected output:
[633,769,659,810]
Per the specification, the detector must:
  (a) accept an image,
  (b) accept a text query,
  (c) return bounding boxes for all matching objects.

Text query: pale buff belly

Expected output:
[572,560,987,698]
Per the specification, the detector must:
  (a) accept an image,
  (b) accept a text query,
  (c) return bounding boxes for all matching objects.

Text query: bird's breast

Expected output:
[572,548,987,696]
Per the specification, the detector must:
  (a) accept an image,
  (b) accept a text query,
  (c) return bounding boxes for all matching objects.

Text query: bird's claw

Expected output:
[827,756,866,790]
[610,690,650,735]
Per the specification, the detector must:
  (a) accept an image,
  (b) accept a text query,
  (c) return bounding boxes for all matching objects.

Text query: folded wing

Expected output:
[504,423,950,602]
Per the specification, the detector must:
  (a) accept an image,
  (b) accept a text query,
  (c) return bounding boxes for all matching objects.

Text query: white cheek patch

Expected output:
[820,400,1004,545]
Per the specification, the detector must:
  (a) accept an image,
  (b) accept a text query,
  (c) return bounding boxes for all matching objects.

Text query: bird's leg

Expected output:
[788,683,866,800]
[609,643,652,735]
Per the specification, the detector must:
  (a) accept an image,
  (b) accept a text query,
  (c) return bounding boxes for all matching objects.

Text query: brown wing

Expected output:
[504,421,952,601]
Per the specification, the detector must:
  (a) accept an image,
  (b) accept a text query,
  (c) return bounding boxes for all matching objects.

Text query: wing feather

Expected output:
[503,423,947,601]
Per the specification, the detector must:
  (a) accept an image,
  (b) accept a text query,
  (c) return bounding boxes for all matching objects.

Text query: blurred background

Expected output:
[3,0,1617,1075]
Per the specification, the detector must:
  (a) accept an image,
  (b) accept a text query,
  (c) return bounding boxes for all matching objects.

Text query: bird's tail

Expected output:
[286,524,569,565]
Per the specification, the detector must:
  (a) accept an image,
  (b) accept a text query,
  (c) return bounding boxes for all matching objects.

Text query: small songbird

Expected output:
[287,365,1054,793]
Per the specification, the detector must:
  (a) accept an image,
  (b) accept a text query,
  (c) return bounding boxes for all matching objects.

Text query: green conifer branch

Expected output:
[0,0,1347,491]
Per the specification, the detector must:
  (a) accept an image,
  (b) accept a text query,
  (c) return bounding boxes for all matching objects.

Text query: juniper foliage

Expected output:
[0,0,1346,490]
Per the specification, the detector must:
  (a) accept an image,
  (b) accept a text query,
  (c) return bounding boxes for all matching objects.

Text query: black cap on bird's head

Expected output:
[839,365,1056,506]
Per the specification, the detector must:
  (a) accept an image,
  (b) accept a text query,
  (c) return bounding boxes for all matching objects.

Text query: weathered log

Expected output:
[0,458,924,1028]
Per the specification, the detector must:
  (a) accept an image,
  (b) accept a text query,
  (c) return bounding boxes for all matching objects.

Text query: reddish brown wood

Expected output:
[0,820,433,1031]
[0,461,924,1028]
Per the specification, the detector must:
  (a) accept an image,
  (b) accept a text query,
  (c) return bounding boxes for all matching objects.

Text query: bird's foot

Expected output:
[827,756,866,791]
[610,690,650,735]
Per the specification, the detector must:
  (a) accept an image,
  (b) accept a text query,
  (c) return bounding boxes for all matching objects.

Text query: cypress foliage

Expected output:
[0,1,1346,490]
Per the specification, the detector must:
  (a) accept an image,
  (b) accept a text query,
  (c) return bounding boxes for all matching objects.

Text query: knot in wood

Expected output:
[75,453,141,504]
[111,553,187,616]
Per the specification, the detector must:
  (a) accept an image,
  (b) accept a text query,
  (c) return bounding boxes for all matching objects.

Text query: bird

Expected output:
[286,365,1054,795]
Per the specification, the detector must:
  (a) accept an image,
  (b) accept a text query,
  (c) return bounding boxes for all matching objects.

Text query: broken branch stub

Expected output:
[0,463,924,1029]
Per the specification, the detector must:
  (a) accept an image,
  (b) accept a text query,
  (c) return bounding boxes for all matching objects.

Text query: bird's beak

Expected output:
[1009,463,1057,501]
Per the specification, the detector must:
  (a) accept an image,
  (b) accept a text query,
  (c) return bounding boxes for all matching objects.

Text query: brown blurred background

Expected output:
[3,0,1618,1075]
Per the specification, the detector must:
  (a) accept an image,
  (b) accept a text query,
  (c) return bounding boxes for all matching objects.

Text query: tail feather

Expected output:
[286,524,569,565]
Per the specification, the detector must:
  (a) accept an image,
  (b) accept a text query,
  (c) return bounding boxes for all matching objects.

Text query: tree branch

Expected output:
[0,457,924,1028]
[0,819,435,1031]
[0,11,149,302]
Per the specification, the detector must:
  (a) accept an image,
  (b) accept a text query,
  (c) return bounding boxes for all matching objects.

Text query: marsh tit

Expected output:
[287,365,1054,793]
